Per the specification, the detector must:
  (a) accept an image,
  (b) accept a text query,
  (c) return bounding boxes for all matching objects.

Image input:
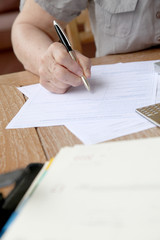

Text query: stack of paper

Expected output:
[7,61,160,144]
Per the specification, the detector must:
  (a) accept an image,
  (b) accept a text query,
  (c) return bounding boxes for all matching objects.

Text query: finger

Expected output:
[40,68,70,92]
[39,50,81,91]
[39,61,70,93]
[75,51,92,78]
[51,42,84,77]
[53,63,82,87]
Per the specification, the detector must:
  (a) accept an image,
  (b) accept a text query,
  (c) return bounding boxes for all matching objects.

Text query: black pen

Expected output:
[53,20,90,91]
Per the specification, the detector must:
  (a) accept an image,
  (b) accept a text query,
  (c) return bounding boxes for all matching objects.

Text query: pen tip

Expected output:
[81,76,90,92]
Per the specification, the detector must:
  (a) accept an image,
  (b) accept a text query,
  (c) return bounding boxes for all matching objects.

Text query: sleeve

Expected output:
[19,0,25,11]
[34,0,88,22]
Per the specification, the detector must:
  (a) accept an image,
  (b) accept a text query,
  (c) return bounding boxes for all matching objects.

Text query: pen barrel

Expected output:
[69,50,77,61]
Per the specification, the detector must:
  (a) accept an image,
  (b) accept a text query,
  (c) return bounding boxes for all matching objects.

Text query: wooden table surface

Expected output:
[1,47,160,178]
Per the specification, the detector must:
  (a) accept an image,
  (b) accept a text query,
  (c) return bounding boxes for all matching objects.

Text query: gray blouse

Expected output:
[20,0,160,57]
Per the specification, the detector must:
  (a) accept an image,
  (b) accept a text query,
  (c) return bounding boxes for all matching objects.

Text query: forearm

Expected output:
[11,22,54,75]
[10,0,91,94]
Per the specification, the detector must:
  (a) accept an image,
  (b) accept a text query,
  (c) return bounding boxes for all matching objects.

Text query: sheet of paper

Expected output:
[8,61,159,144]
[66,115,154,144]
[17,82,155,144]
[2,137,160,240]
[16,82,155,143]
[17,83,39,98]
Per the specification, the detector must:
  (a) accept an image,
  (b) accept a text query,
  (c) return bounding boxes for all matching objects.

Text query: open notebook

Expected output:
[2,137,160,240]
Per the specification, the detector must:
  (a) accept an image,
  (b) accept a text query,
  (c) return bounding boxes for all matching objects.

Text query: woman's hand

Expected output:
[39,42,91,93]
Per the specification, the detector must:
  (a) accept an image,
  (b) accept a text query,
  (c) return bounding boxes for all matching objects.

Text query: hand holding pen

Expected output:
[39,21,91,94]
[54,21,90,91]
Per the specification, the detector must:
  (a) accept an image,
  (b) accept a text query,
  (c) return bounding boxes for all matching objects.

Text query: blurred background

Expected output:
[0,0,24,75]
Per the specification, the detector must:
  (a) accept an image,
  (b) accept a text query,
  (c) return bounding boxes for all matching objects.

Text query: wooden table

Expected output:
[1,47,160,180]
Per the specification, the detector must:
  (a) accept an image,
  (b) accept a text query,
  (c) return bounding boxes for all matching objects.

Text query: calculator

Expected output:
[136,103,160,127]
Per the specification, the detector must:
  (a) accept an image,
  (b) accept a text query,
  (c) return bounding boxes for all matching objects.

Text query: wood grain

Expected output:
[0,85,46,175]
[91,47,160,65]
[37,126,82,160]
[0,71,39,86]
[107,127,160,142]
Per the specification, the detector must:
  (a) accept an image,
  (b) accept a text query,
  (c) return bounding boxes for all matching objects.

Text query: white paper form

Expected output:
[16,85,155,143]
[65,61,159,143]
[16,79,155,144]
[7,61,158,128]
[7,61,159,144]
[67,62,160,143]
[2,137,160,240]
